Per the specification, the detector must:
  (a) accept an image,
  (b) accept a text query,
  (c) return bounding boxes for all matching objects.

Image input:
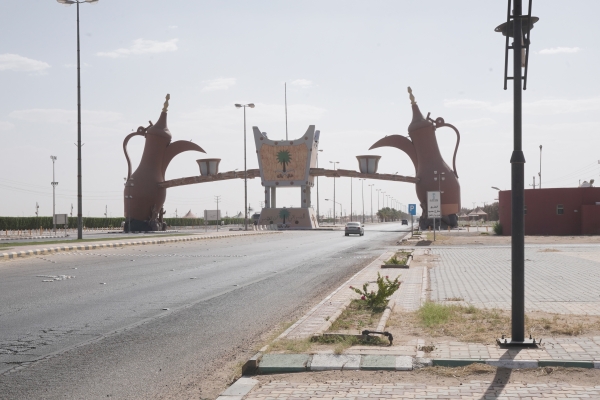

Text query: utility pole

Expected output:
[538,145,542,188]
[35,202,39,217]
[215,195,221,232]
[529,176,536,189]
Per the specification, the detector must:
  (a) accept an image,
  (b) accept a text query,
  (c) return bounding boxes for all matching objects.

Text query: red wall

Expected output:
[499,187,600,236]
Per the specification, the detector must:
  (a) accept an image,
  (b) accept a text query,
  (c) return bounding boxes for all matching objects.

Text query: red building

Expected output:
[498,187,600,235]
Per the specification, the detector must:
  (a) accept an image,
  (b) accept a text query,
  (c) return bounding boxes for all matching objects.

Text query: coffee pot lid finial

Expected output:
[408,87,417,105]
[162,94,170,113]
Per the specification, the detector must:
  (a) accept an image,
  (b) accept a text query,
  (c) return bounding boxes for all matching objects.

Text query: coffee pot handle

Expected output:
[123,126,147,180]
[427,115,461,179]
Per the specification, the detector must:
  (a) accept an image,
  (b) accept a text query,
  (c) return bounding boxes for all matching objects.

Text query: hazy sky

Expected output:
[2,1,599,219]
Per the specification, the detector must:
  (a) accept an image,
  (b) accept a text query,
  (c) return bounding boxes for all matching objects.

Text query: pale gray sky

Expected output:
[2,1,599,218]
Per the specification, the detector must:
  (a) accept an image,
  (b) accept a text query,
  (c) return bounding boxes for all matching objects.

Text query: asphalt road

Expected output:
[0,223,410,399]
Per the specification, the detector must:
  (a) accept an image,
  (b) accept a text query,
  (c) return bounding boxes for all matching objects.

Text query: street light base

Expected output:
[496,337,540,347]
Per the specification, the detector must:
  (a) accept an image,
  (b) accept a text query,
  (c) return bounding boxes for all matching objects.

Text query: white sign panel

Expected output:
[53,214,68,225]
[204,210,221,221]
[427,191,441,218]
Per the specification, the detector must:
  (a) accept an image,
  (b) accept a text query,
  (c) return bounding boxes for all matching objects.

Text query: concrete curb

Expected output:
[0,231,281,261]
[216,377,260,400]
[276,250,393,341]
[248,354,600,374]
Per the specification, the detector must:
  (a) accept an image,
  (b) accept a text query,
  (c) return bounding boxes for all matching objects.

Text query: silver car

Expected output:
[345,222,364,236]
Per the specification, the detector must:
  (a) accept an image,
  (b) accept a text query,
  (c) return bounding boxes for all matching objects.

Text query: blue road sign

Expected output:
[408,204,417,216]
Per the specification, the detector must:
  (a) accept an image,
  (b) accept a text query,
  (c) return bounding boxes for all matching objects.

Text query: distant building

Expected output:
[498,187,600,235]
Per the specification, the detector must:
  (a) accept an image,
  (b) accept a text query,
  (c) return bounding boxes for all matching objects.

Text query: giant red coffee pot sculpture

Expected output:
[370,88,461,228]
[123,95,205,231]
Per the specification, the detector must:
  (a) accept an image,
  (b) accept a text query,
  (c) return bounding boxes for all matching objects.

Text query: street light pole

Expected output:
[57,0,98,239]
[50,156,58,234]
[368,184,374,223]
[330,161,339,224]
[359,178,366,223]
[325,199,342,224]
[235,103,255,231]
[317,149,323,222]
[495,0,539,345]
[350,177,353,222]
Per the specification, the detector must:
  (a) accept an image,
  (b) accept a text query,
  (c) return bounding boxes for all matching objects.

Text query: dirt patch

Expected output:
[253,366,600,387]
[386,305,600,346]
[329,300,384,332]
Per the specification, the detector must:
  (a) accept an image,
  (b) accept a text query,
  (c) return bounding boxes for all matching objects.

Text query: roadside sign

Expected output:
[427,191,441,218]
[53,214,68,225]
[204,210,221,221]
[408,204,417,216]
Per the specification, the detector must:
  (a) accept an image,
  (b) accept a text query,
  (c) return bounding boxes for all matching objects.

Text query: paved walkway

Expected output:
[245,380,600,399]
[430,246,600,315]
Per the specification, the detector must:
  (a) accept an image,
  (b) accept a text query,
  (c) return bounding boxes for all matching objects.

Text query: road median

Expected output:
[1,231,281,261]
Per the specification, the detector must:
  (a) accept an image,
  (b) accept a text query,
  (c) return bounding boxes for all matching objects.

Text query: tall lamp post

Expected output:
[235,103,255,231]
[56,0,98,240]
[359,178,366,223]
[50,156,58,234]
[495,0,539,345]
[329,161,339,224]
[368,184,374,223]
[316,149,323,222]
[350,177,353,221]
[376,189,381,222]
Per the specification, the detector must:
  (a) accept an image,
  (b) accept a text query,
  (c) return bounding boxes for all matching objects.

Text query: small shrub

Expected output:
[493,221,503,235]
[350,273,401,310]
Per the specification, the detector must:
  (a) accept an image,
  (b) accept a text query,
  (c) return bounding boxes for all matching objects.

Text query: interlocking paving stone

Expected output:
[245,380,600,399]
[430,246,600,315]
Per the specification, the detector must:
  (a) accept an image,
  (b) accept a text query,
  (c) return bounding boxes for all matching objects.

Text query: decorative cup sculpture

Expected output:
[123,94,205,231]
[370,87,461,228]
[356,155,381,174]
[197,158,221,176]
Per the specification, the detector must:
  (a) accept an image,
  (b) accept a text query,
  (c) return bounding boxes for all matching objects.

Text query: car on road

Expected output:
[345,222,364,236]
[401,219,408,225]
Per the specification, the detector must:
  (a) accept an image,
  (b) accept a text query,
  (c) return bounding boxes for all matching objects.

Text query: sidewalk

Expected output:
[221,240,600,400]
[0,230,280,261]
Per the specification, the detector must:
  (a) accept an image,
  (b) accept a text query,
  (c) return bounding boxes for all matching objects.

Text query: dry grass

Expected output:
[425,232,450,242]
[268,338,313,354]
[388,303,600,344]
[419,363,496,378]
[328,299,384,331]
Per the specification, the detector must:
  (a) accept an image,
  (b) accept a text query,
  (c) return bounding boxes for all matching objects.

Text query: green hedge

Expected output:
[0,216,247,230]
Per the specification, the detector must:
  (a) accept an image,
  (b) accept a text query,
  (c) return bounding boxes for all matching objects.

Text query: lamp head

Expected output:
[494,16,539,37]
[248,103,255,108]
[235,104,242,108]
